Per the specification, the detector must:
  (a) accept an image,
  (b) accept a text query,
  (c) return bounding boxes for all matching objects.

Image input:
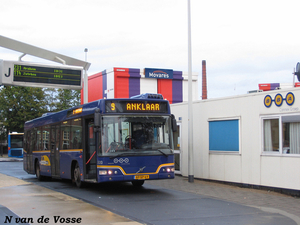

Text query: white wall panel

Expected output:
[171,87,300,190]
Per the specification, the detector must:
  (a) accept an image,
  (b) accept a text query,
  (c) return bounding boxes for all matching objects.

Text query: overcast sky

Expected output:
[1,0,299,99]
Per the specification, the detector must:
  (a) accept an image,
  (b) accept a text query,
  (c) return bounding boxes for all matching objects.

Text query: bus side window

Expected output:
[42,126,50,150]
[31,129,37,152]
[24,130,30,154]
[36,128,42,151]
[72,118,82,149]
[98,131,102,155]
[61,120,71,149]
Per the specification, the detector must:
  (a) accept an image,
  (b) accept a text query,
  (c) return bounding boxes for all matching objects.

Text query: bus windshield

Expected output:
[10,135,24,148]
[100,115,173,156]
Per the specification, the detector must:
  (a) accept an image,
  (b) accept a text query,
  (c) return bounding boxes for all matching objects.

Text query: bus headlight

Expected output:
[99,170,107,175]
[99,170,118,175]
[162,167,174,173]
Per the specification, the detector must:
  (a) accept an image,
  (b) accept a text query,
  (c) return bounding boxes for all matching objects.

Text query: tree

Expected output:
[43,88,58,112]
[56,89,81,111]
[0,86,81,142]
[0,86,47,135]
[43,88,81,112]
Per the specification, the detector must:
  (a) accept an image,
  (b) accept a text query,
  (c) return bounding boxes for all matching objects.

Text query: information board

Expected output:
[1,60,83,89]
[13,64,81,85]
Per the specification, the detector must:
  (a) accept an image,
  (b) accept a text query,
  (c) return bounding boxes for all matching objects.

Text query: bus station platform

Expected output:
[0,156,143,225]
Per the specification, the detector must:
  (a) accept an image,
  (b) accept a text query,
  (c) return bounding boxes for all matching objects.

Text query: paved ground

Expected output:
[0,173,144,225]
[147,176,300,224]
[1,155,300,224]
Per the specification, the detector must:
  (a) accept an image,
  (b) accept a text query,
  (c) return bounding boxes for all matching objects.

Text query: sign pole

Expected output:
[84,48,88,104]
[187,0,194,183]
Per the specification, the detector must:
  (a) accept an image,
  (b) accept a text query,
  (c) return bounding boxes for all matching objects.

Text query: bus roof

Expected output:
[25,99,101,130]
[24,97,170,130]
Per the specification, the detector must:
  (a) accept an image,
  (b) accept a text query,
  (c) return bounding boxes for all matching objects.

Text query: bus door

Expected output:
[25,130,34,173]
[173,122,181,174]
[50,125,60,177]
[84,119,97,180]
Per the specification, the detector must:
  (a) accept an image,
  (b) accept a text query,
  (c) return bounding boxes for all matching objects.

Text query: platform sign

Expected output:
[0,60,82,89]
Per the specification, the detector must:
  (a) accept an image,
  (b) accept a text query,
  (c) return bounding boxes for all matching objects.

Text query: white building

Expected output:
[172,87,300,191]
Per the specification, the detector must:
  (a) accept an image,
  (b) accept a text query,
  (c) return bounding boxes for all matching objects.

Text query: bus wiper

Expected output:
[157,149,168,157]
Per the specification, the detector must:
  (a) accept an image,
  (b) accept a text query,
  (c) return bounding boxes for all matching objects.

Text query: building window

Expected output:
[289,122,300,154]
[263,118,279,152]
[262,114,300,154]
[209,119,239,152]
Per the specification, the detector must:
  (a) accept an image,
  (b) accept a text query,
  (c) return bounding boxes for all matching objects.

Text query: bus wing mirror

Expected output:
[94,109,101,132]
[171,114,177,132]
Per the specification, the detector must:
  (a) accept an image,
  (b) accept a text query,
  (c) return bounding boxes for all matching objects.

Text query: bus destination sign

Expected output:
[13,64,81,86]
[105,100,168,113]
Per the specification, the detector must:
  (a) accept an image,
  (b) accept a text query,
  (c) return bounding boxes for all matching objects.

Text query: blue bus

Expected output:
[8,132,24,158]
[23,94,177,187]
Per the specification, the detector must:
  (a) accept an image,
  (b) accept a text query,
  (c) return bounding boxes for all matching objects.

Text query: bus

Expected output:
[8,132,24,158]
[23,93,177,187]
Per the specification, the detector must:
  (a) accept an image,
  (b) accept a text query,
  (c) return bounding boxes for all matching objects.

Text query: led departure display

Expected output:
[13,64,81,86]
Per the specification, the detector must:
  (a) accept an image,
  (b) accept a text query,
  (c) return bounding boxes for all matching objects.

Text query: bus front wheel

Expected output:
[132,180,144,187]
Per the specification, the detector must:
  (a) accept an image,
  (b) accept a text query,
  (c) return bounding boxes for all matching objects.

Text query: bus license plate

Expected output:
[135,175,149,180]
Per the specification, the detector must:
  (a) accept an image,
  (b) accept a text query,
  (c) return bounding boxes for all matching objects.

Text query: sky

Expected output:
[1,0,300,99]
